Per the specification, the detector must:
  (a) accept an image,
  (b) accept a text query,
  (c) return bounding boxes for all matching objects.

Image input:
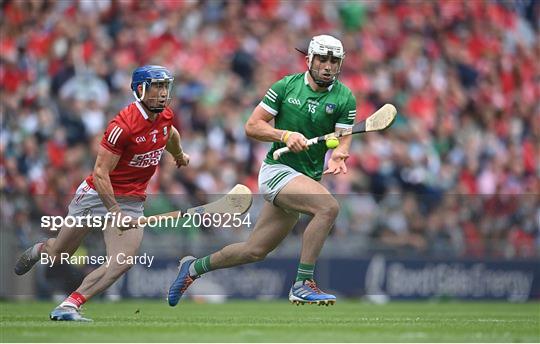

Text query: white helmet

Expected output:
[307,35,345,87]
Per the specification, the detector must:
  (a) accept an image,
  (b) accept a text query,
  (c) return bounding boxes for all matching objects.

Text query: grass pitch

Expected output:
[1,300,538,342]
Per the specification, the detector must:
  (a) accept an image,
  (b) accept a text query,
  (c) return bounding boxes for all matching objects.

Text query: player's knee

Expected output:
[108,260,135,277]
[244,246,269,263]
[318,197,340,220]
[106,264,132,280]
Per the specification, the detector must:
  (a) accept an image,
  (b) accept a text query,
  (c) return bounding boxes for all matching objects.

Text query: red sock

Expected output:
[31,242,44,257]
[62,292,87,309]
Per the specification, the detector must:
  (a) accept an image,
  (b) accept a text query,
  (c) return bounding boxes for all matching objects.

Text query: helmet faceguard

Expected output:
[131,65,174,113]
[307,35,345,88]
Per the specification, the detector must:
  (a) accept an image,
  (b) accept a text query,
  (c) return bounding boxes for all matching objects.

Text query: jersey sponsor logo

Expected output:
[107,126,123,146]
[325,103,336,114]
[128,147,165,168]
[287,98,301,106]
[136,136,146,143]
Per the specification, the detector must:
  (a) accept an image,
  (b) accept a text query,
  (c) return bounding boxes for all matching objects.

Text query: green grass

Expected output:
[1,300,539,342]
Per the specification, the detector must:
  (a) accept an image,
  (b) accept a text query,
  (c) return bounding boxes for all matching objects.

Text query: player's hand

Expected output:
[174,152,190,168]
[323,151,349,175]
[285,132,308,153]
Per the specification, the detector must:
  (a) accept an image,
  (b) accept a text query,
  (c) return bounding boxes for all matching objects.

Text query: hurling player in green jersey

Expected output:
[168,35,355,306]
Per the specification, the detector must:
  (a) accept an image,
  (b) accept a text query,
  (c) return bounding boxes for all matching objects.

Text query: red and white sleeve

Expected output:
[100,120,129,155]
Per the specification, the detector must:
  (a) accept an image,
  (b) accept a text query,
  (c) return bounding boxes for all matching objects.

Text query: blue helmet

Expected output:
[131,65,174,112]
[131,65,173,92]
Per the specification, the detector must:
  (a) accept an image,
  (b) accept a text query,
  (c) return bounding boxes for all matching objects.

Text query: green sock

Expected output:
[192,255,212,276]
[295,262,315,282]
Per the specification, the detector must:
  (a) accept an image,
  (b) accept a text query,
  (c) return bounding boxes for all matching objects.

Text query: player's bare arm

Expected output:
[93,146,136,229]
[324,130,351,175]
[245,106,308,153]
[93,146,121,212]
[165,126,189,168]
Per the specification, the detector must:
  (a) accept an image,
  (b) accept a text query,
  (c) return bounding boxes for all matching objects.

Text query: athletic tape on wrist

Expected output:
[282,131,293,143]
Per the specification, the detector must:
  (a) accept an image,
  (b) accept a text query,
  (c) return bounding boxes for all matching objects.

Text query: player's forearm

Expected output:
[165,127,184,158]
[94,172,121,213]
[245,119,285,142]
[332,132,352,157]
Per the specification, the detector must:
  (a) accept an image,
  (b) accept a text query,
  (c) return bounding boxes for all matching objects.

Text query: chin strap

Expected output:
[309,69,335,88]
[308,54,343,88]
[133,83,146,102]
[145,102,165,114]
[133,82,170,113]
[135,99,164,114]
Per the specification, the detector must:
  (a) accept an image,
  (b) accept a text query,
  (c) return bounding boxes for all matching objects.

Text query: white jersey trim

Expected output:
[108,126,123,145]
[335,123,354,129]
[304,71,334,91]
[134,101,149,120]
[259,101,278,116]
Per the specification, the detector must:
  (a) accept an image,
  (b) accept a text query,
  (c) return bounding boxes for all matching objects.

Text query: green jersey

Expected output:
[260,72,356,180]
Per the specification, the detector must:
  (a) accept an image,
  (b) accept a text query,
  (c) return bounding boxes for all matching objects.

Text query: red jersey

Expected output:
[86,101,174,198]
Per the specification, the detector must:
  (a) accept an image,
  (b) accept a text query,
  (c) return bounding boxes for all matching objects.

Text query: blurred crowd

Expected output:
[1,0,539,259]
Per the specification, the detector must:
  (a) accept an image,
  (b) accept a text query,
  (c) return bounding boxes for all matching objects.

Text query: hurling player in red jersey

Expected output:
[14,65,189,321]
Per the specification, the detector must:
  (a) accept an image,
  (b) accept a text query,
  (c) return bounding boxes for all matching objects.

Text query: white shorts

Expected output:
[67,181,144,219]
[258,162,302,204]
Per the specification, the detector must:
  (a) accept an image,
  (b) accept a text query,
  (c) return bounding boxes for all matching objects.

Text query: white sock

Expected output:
[188,262,197,277]
[31,243,44,259]
[59,300,78,309]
